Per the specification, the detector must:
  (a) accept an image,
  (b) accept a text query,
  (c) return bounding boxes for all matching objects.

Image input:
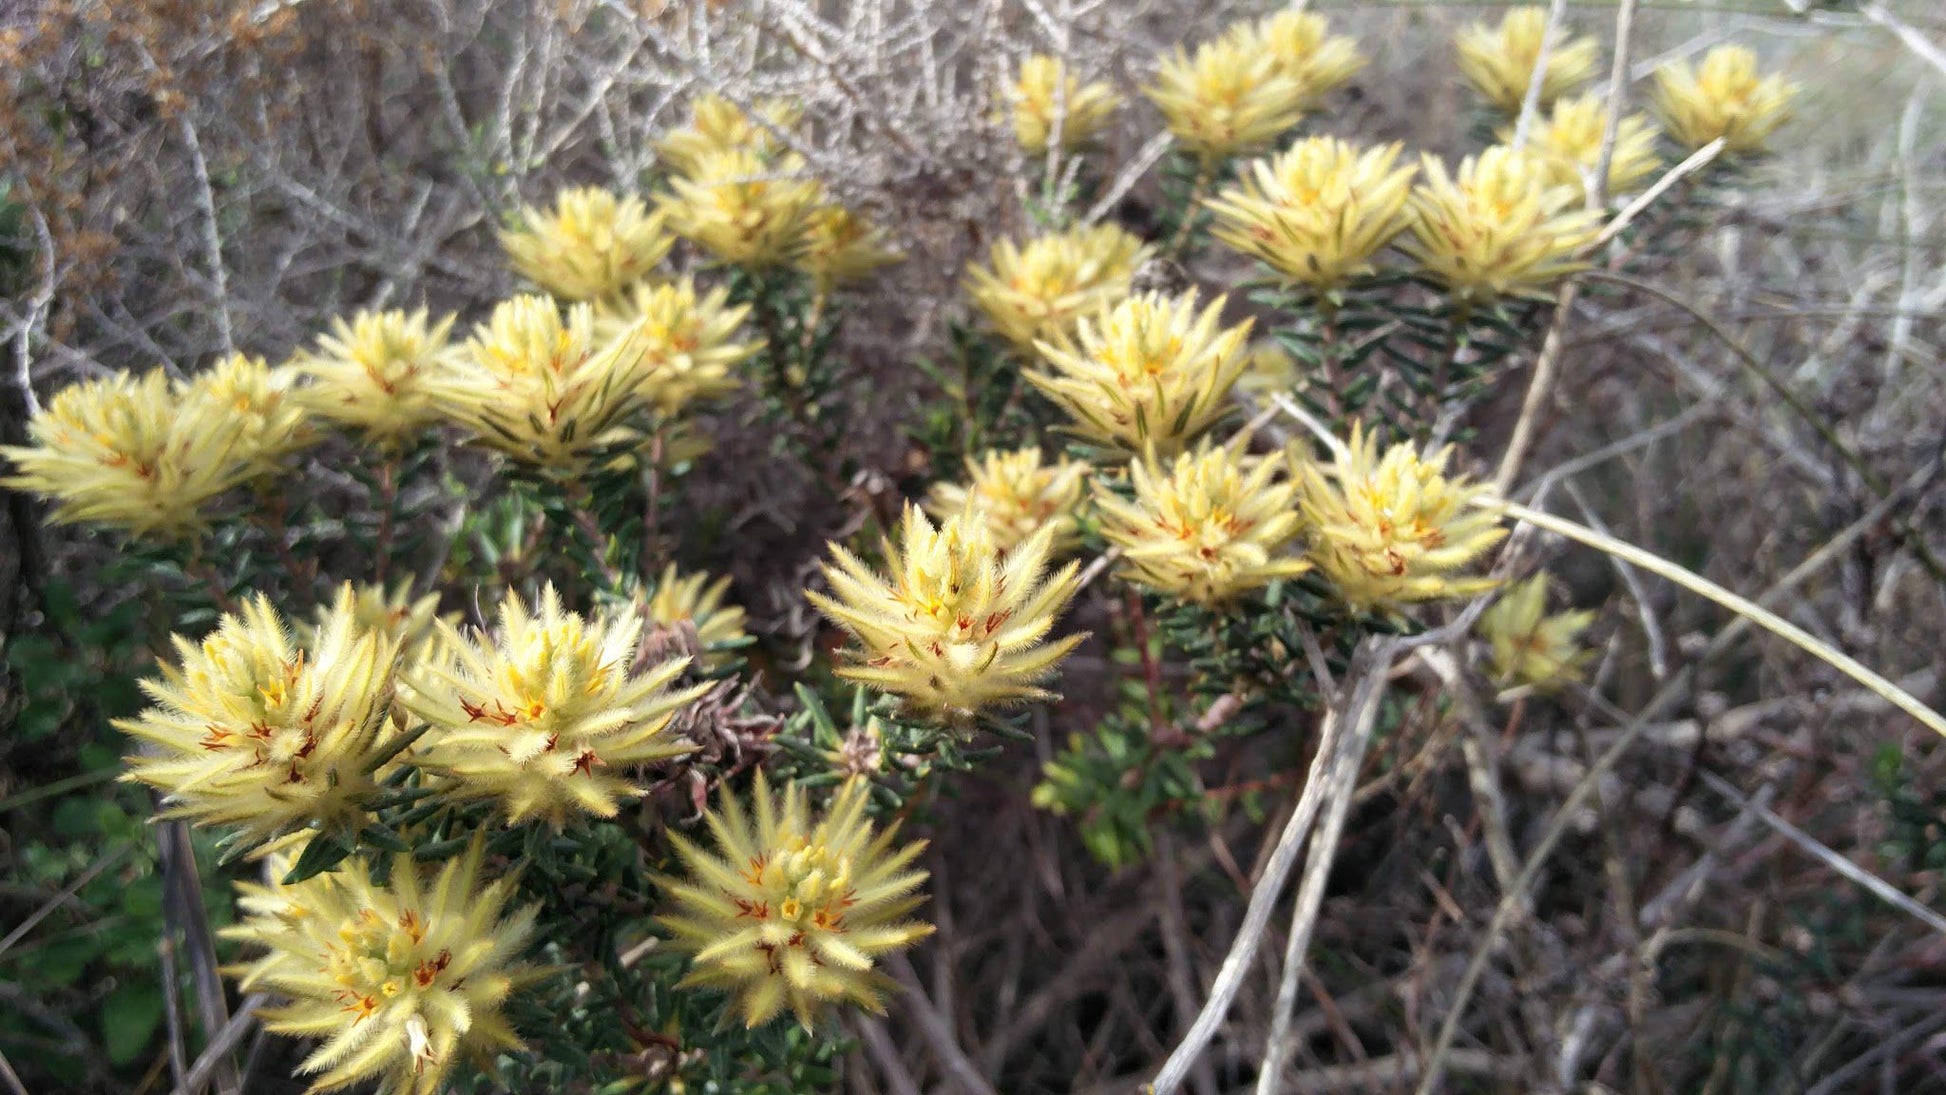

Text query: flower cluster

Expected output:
[925,446,1090,555]
[1455,6,1599,113]
[1254,10,1366,109]
[117,587,400,849]
[1297,426,1508,610]
[1650,45,1796,155]
[595,277,761,414]
[223,839,542,1095]
[402,584,708,827]
[1207,137,1418,293]
[964,223,1151,350]
[646,563,752,672]
[1508,93,1663,198]
[1402,146,1601,302]
[1009,54,1121,156]
[808,505,1084,720]
[294,308,456,447]
[501,187,674,304]
[1476,574,1596,690]
[1027,289,1252,454]
[1095,440,1310,605]
[1146,33,1307,164]
[659,773,933,1029]
[657,94,801,174]
[183,353,316,476]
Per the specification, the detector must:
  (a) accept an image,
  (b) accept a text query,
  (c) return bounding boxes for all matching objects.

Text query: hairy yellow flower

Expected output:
[500,187,674,303]
[1649,45,1795,154]
[1503,93,1663,198]
[402,584,708,827]
[1207,137,1417,292]
[1,369,256,537]
[182,353,316,475]
[1298,426,1507,610]
[1476,574,1595,690]
[1402,147,1601,302]
[432,294,655,471]
[793,204,903,291]
[963,224,1151,350]
[1028,290,1252,455]
[309,582,448,666]
[117,587,401,847]
[808,505,1084,720]
[657,94,802,176]
[646,563,751,672]
[595,277,759,414]
[1253,11,1366,107]
[658,150,822,270]
[294,308,455,446]
[1234,340,1302,405]
[1010,54,1122,155]
[1095,440,1310,605]
[661,773,931,1028]
[924,446,1090,555]
[223,838,542,1095]
[1456,7,1600,113]
[1145,34,1308,163]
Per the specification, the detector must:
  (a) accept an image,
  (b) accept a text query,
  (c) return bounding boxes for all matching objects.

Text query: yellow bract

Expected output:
[658,149,823,270]
[1207,136,1417,292]
[294,308,456,446]
[658,94,802,175]
[1028,289,1252,455]
[1009,54,1122,156]
[1650,45,1795,154]
[793,204,903,292]
[500,187,674,304]
[1504,93,1663,199]
[964,223,1150,351]
[924,446,1090,555]
[660,773,933,1029]
[1455,7,1600,113]
[1402,146,1601,302]
[223,838,542,1095]
[1253,11,1366,108]
[645,563,751,672]
[117,586,401,848]
[401,584,708,827]
[1298,425,1508,610]
[1476,573,1596,690]
[431,294,656,471]
[594,277,760,414]
[1,368,257,537]
[1095,440,1311,605]
[808,505,1084,720]
[1146,32,1307,163]
[182,352,316,475]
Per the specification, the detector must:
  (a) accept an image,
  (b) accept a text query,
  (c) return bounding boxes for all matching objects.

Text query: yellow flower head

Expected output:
[1234,339,1302,405]
[1010,54,1122,156]
[222,838,542,1095]
[1253,11,1366,107]
[1502,93,1663,198]
[658,149,823,270]
[432,294,656,471]
[660,773,933,1029]
[1476,573,1596,691]
[793,204,903,291]
[924,446,1091,555]
[1207,137,1418,292]
[1649,45,1795,154]
[808,505,1085,720]
[1298,425,1507,610]
[1096,440,1310,605]
[1402,146,1601,302]
[500,187,675,304]
[181,353,316,475]
[594,277,759,414]
[1028,289,1253,455]
[402,584,709,827]
[1456,7,1600,113]
[646,563,752,672]
[1145,33,1308,163]
[117,587,401,847]
[963,223,1151,350]
[294,308,456,446]
[1,369,256,537]
[658,94,803,176]
[309,582,449,666]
